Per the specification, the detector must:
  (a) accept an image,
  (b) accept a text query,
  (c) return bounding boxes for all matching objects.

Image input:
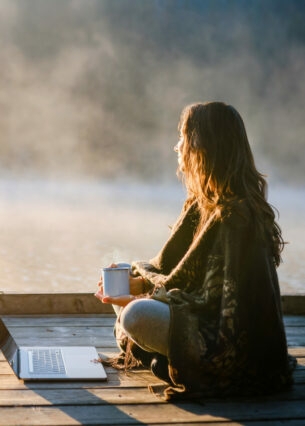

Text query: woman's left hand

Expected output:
[95,292,136,307]
[95,271,145,308]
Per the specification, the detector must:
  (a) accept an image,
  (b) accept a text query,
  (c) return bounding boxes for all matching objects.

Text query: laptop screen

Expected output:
[0,320,19,376]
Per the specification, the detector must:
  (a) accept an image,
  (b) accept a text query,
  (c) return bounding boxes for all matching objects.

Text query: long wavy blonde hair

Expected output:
[178,101,284,265]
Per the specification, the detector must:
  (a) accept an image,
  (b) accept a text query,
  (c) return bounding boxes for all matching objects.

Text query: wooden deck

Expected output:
[1,296,305,425]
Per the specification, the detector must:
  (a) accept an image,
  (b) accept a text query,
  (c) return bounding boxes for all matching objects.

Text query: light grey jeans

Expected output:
[120,298,170,356]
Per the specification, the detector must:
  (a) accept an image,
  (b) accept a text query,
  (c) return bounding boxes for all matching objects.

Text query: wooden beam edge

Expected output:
[281,294,305,315]
[0,293,113,315]
[0,293,304,315]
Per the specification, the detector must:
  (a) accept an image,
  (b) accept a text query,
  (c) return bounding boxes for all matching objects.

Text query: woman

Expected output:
[95,101,295,399]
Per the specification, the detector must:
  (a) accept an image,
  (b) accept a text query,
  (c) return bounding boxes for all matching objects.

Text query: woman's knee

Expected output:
[120,298,170,355]
[120,299,144,336]
[120,298,170,339]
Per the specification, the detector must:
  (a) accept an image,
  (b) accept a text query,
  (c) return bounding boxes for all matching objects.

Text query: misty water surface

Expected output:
[1,2,304,295]
[0,178,183,293]
[0,178,304,295]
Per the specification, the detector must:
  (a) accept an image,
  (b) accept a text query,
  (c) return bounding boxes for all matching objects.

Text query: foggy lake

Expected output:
[0,178,304,295]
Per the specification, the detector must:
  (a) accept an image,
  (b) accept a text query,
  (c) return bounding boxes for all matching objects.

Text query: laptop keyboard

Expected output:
[28,348,66,374]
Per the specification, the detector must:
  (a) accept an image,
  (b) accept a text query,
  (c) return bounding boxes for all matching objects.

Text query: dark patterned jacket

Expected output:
[123,201,294,399]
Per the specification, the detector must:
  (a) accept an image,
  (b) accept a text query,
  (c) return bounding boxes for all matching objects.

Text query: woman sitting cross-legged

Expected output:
[95,101,295,400]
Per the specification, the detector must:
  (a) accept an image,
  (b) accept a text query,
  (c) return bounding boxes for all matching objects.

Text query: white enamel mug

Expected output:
[102,266,130,297]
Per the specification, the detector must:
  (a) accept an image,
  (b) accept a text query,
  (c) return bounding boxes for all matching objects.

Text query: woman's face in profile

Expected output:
[174,134,185,172]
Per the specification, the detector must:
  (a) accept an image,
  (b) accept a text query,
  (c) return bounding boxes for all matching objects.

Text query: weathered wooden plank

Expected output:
[285,325,305,334]
[0,379,161,391]
[3,313,305,328]
[0,336,118,347]
[3,314,304,329]
[292,370,305,384]
[1,327,117,348]
[282,294,305,315]
[289,347,305,358]
[0,399,305,425]
[2,315,304,338]
[0,361,164,388]
[123,423,305,426]
[0,293,114,315]
[0,348,120,362]
[1,381,305,407]
[1,293,304,315]
[0,375,164,391]
[1,315,116,327]
[167,423,305,426]
[284,315,305,327]
[0,369,304,390]
[4,325,114,340]
[286,330,305,347]
[295,358,305,367]
[0,387,162,406]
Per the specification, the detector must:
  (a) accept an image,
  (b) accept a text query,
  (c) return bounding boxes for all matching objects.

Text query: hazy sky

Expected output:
[0,0,304,183]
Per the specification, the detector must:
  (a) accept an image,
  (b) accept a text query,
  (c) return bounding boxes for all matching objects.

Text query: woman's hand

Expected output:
[95,292,136,307]
[95,264,145,307]
[129,275,145,296]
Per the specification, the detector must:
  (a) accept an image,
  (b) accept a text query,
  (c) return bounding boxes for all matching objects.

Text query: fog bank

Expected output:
[0,0,304,183]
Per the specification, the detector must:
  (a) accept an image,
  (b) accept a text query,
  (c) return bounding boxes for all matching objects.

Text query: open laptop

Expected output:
[0,320,107,381]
